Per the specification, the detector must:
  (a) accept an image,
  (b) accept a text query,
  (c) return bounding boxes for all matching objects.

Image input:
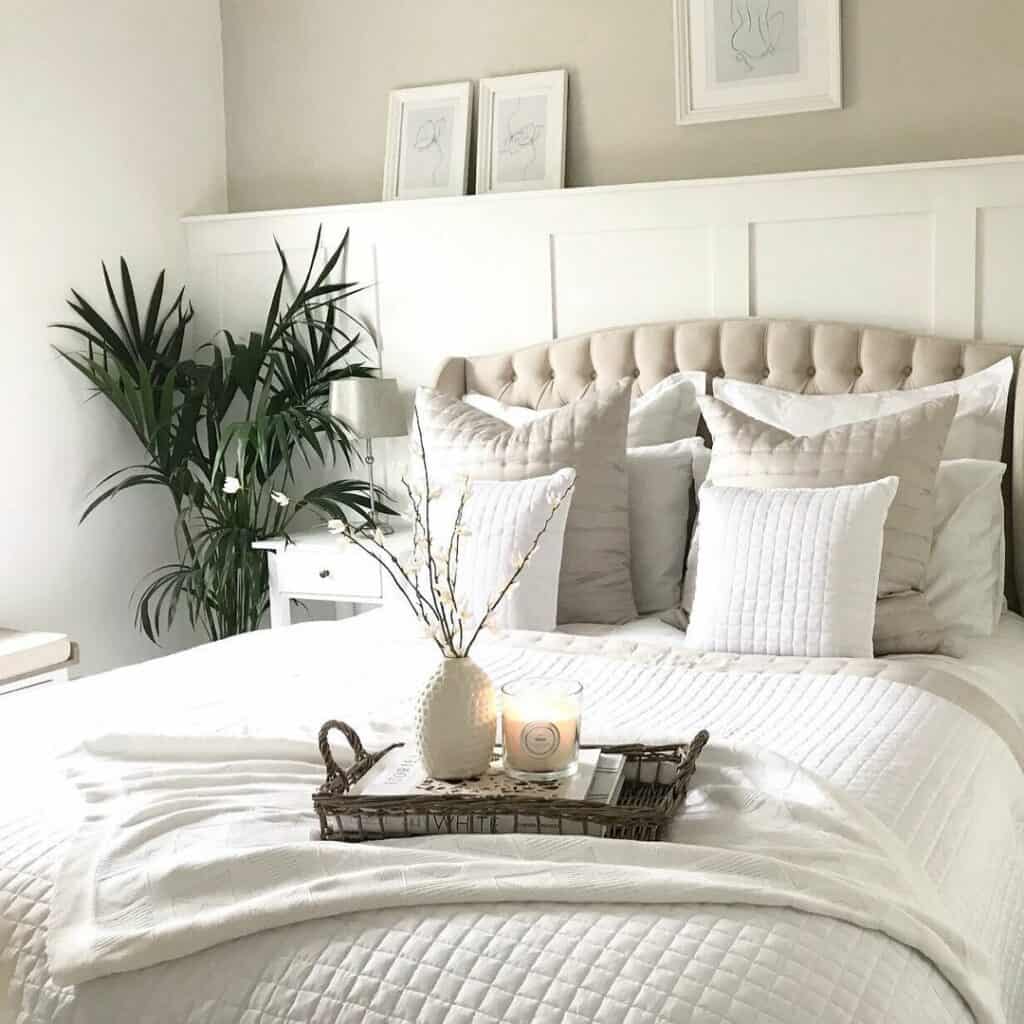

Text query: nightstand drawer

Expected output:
[274,547,382,600]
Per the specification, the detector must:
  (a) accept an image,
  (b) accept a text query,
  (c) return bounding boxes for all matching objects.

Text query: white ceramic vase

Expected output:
[414,656,497,779]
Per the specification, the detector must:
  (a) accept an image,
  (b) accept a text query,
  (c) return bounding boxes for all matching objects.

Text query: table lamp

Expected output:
[330,376,407,534]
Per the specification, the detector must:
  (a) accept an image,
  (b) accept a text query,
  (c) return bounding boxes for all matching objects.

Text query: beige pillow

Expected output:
[414,383,636,624]
[682,395,958,654]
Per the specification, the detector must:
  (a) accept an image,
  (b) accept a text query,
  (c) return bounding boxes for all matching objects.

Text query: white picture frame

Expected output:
[476,70,567,194]
[674,0,841,125]
[383,82,472,201]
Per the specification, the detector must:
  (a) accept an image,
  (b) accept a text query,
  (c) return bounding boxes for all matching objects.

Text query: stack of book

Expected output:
[333,747,628,837]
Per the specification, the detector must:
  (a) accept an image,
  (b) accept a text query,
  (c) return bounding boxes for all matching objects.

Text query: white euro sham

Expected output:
[626,438,704,614]
[926,460,1006,638]
[713,358,1013,462]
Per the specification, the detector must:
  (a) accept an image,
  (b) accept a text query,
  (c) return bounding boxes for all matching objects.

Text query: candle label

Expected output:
[522,721,561,758]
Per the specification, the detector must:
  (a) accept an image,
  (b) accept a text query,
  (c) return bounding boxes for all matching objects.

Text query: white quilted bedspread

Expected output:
[2,613,1024,1024]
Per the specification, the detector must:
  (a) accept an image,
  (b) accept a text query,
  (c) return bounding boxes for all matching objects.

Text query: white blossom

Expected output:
[222,476,241,495]
[270,490,289,507]
[326,519,347,535]
[373,527,385,546]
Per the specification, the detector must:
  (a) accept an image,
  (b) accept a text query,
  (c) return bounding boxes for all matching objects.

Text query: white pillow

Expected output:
[429,468,576,632]
[464,370,707,448]
[713,358,1013,461]
[627,437,705,614]
[926,460,1006,638]
[685,477,899,658]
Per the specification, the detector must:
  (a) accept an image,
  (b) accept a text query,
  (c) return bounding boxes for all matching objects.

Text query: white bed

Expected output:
[4,317,1024,1024]
[1,606,1023,1024]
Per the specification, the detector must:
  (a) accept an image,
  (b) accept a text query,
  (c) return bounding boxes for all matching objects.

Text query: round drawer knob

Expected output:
[319,568,331,579]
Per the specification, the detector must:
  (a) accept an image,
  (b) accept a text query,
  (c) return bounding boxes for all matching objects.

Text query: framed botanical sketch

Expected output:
[383,82,472,200]
[476,70,567,194]
[674,0,841,125]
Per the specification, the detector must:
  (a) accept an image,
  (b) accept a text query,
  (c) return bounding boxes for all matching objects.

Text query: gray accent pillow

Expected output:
[414,382,636,624]
[680,395,958,654]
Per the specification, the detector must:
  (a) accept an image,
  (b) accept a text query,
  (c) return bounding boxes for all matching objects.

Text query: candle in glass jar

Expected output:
[501,679,582,780]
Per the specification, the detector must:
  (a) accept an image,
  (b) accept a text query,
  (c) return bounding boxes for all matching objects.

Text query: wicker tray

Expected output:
[313,720,710,843]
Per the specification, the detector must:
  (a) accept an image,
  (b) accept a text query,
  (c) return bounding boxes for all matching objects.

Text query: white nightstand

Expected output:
[253,524,412,628]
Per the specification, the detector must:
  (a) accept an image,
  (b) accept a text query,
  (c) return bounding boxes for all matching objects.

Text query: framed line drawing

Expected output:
[674,0,842,125]
[476,70,568,194]
[383,82,472,200]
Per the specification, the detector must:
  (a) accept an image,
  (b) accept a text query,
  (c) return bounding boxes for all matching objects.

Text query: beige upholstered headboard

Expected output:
[432,318,1024,612]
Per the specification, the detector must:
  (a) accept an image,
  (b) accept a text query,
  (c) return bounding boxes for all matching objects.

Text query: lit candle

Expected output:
[501,679,582,780]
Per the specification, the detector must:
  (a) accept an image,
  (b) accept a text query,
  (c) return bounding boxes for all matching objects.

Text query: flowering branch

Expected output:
[322,405,575,659]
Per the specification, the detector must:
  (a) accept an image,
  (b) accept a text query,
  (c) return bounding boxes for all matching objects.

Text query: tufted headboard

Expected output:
[432,318,1024,612]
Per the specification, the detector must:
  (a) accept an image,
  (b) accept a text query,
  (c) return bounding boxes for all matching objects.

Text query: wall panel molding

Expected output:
[186,157,1024,397]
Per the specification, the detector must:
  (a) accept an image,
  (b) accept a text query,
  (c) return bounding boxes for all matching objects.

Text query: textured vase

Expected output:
[414,656,497,779]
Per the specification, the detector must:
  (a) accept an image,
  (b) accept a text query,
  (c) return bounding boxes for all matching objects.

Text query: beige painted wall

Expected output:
[0,0,227,674]
[220,0,1024,212]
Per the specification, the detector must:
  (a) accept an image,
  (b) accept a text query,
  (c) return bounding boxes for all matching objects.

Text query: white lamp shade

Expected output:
[330,377,407,438]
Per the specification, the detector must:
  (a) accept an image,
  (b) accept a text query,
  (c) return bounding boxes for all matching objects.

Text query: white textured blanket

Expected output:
[48,737,1001,1023]
[4,614,1024,1024]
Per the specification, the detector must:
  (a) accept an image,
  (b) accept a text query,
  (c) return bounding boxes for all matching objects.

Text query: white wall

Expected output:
[0,0,227,674]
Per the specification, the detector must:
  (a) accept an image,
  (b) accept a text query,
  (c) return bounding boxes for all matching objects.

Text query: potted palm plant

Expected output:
[55,228,391,643]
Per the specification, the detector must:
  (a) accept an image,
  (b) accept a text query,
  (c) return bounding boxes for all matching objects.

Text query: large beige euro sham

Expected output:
[681,395,958,654]
[414,383,636,624]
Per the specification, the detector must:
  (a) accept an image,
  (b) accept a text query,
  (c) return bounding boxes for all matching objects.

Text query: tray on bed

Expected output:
[313,720,710,843]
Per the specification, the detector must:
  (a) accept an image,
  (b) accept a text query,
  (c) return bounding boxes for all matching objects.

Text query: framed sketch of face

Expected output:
[476,70,568,195]
[674,0,841,125]
[383,82,472,200]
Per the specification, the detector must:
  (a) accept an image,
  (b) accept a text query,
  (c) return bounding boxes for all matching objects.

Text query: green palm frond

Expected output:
[55,228,389,645]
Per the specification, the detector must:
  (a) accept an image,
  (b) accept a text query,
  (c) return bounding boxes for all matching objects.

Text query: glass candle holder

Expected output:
[500,678,582,781]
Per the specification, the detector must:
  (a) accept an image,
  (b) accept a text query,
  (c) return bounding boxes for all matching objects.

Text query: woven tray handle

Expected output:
[317,720,368,792]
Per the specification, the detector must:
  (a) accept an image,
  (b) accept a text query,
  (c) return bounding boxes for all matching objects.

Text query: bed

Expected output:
[3,318,1024,1024]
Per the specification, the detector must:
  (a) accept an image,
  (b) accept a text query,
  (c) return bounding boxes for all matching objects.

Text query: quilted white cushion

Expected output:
[464,370,706,447]
[685,478,899,657]
[429,469,576,633]
[714,358,1013,462]
[415,384,635,624]
[926,459,1006,638]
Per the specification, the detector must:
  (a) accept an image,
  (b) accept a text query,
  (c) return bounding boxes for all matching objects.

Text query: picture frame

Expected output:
[673,0,842,125]
[383,82,472,201]
[476,70,568,194]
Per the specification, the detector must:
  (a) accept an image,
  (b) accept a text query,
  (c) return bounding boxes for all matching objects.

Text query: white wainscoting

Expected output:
[184,156,1024,486]
[185,157,1024,381]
